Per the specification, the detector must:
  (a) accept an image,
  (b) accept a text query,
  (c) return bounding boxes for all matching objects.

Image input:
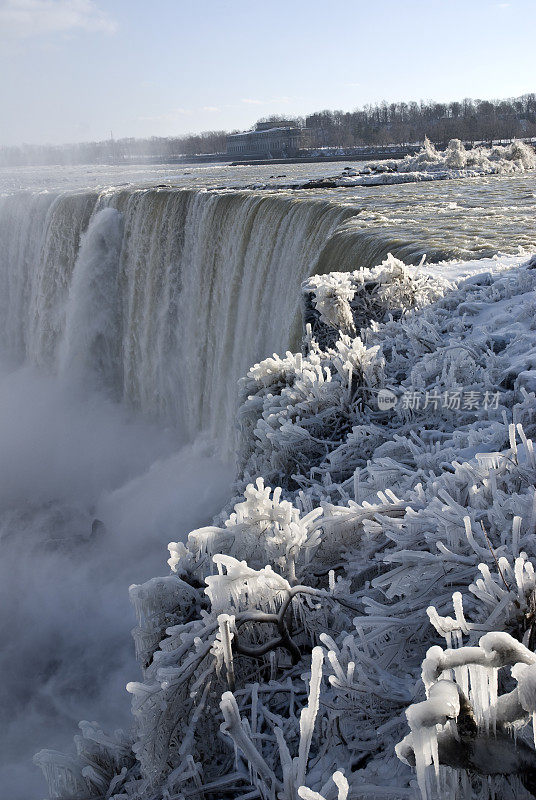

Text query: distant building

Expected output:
[227,123,300,158]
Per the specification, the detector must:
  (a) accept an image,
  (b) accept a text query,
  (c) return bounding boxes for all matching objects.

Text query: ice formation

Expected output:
[34,252,536,799]
[299,138,536,188]
[397,626,536,800]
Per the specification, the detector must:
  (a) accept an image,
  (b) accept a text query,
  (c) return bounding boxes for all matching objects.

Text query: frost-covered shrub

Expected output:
[396,550,536,799]
[303,271,357,339]
[238,255,449,489]
[240,254,536,500]
[35,254,536,800]
[397,626,536,800]
[418,136,441,164]
[303,254,449,349]
[34,722,137,800]
[237,333,385,490]
[168,477,324,580]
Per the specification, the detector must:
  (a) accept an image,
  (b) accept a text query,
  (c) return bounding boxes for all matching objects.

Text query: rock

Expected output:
[299,178,339,189]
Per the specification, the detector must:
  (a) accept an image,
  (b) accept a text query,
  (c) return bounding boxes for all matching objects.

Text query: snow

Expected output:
[299,138,536,189]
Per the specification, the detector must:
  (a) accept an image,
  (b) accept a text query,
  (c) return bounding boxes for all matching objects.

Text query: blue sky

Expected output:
[0,0,535,146]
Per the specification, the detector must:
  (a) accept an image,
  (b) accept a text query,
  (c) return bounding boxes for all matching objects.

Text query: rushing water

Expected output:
[0,164,534,799]
[0,188,356,445]
[1,169,535,444]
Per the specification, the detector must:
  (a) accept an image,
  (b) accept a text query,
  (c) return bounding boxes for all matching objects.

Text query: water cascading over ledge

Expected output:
[0,186,433,449]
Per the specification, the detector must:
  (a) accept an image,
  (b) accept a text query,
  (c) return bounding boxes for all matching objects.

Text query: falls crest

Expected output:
[0,186,427,447]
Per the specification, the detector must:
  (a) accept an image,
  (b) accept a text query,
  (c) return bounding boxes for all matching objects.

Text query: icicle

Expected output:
[269,650,276,682]
[274,726,294,799]
[218,614,235,690]
[353,469,360,502]
[332,771,349,800]
[512,516,522,559]
[509,423,518,460]
[328,570,335,593]
[296,647,324,789]
[463,517,489,558]
[516,423,535,467]
[514,556,526,596]
[489,666,498,734]
[251,683,258,736]
[220,692,279,789]
[452,592,470,635]
[412,726,433,800]
[298,788,325,800]
[453,662,469,700]
[327,649,345,683]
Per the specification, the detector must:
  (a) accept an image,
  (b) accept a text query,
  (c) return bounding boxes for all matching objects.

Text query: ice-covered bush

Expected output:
[238,255,449,488]
[302,254,449,348]
[397,548,536,799]
[34,723,137,800]
[35,253,536,800]
[397,627,536,800]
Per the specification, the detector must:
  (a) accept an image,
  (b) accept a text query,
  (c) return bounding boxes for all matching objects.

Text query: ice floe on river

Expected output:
[295,138,536,189]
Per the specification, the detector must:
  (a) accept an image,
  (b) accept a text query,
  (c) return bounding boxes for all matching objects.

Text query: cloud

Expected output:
[201,106,220,113]
[241,98,263,105]
[0,0,117,38]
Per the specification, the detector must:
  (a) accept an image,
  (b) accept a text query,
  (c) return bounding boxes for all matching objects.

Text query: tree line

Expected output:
[2,94,536,167]
[300,93,536,148]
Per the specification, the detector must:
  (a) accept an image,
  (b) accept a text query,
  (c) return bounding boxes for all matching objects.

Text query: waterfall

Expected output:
[0,186,431,448]
[0,182,480,800]
[58,207,124,392]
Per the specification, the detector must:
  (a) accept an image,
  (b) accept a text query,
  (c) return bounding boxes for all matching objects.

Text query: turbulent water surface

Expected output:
[2,167,535,438]
[0,162,534,798]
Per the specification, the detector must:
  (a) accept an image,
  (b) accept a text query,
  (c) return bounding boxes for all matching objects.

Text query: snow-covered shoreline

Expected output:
[34,249,536,800]
[295,138,536,189]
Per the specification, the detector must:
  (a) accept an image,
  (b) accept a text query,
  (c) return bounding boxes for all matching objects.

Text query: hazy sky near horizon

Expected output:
[0,0,535,146]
